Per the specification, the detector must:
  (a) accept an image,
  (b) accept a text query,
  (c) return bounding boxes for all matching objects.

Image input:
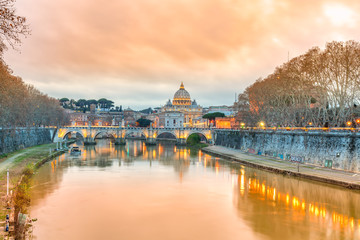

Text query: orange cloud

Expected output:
[5,0,360,108]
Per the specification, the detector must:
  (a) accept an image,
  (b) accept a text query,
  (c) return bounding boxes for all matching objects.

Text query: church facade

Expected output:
[158,83,206,128]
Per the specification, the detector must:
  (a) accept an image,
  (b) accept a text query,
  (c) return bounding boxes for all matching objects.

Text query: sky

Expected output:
[4,0,360,110]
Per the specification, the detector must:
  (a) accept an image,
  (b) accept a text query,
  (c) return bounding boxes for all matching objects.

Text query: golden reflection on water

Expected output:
[235,167,360,239]
[32,140,360,240]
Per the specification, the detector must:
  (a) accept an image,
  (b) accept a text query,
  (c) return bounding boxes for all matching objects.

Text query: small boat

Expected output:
[70,146,81,155]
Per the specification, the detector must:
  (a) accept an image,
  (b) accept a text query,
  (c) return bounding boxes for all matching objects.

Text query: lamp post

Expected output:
[7,169,9,196]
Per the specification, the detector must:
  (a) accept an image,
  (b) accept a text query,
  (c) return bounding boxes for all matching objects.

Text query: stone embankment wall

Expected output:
[0,128,51,155]
[214,130,360,172]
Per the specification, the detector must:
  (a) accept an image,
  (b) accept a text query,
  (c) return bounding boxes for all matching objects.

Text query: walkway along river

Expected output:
[29,140,360,240]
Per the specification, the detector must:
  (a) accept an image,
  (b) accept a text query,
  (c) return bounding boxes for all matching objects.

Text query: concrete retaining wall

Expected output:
[214,130,360,172]
[0,128,51,155]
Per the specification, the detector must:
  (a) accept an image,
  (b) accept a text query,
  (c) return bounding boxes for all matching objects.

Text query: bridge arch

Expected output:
[186,132,208,143]
[124,130,146,139]
[62,130,85,140]
[93,131,116,140]
[156,132,178,140]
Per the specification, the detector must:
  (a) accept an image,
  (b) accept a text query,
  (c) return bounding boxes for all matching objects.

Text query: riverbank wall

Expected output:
[0,128,51,155]
[214,130,360,172]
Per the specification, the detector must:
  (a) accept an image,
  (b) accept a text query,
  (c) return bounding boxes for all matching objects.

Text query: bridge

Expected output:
[52,126,215,145]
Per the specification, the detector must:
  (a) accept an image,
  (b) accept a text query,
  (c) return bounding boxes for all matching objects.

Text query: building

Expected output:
[215,117,236,129]
[206,105,234,116]
[159,83,204,128]
[158,111,184,128]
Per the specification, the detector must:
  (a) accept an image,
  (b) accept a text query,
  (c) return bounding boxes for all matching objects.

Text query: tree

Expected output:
[59,98,69,107]
[106,100,114,109]
[0,60,69,128]
[98,98,108,109]
[76,99,86,108]
[240,40,360,127]
[0,0,30,54]
[136,118,152,127]
[202,112,225,121]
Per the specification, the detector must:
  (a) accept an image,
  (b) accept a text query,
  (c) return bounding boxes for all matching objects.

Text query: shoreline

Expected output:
[202,145,360,190]
[0,141,73,240]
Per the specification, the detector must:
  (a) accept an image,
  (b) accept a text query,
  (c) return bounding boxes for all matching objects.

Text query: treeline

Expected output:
[236,41,360,127]
[0,61,69,127]
[59,98,122,112]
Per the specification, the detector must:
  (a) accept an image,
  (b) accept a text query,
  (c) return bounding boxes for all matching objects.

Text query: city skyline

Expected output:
[4,0,360,109]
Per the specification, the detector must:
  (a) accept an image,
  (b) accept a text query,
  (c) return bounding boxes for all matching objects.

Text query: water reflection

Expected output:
[231,167,360,240]
[30,140,360,240]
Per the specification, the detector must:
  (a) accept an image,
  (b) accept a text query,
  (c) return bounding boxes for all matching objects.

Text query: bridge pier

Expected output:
[145,137,156,145]
[115,137,126,145]
[176,138,186,146]
[84,137,96,145]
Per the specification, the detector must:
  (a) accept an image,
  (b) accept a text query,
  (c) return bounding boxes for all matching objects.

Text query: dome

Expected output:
[173,82,191,106]
[165,99,173,107]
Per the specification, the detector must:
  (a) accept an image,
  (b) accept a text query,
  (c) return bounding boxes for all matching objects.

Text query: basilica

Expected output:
[158,83,206,128]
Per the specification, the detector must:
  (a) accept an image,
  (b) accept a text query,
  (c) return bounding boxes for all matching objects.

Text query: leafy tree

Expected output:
[136,118,152,127]
[98,98,108,109]
[76,99,86,108]
[186,134,201,145]
[202,112,225,120]
[86,99,97,105]
[106,100,114,109]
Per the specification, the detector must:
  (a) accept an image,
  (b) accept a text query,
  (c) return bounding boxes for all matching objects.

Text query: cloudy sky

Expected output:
[4,0,360,109]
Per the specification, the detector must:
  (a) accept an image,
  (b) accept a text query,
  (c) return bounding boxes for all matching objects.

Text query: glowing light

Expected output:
[286,194,290,205]
[240,175,245,196]
[215,161,220,174]
[273,188,276,201]
[346,121,352,126]
[301,201,306,211]
[259,121,265,127]
[261,184,266,195]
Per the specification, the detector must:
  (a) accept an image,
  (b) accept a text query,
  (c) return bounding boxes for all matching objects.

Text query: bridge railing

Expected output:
[58,126,213,131]
[214,127,360,133]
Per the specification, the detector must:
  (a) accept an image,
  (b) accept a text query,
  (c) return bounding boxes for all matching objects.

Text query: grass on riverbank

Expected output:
[0,142,60,238]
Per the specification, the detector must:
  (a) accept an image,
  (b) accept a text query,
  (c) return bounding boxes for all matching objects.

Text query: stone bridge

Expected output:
[53,126,214,145]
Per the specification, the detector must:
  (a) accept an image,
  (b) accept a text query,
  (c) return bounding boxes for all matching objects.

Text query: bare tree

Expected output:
[0,0,30,54]
[236,41,360,127]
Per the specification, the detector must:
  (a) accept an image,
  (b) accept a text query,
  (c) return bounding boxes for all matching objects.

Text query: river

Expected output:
[29,140,360,240]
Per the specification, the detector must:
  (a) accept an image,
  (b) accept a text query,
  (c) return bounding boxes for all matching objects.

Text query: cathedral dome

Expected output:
[173,82,191,106]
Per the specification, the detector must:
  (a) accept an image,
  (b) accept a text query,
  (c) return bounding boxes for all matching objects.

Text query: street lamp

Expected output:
[346,121,352,127]
[259,121,265,128]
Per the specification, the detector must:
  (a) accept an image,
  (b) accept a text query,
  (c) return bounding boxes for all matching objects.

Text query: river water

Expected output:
[29,140,360,240]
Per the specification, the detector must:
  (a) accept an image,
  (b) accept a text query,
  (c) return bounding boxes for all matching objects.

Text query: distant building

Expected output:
[90,104,96,114]
[158,111,184,128]
[207,105,234,116]
[123,107,137,127]
[215,117,236,129]
[68,109,123,127]
[159,82,204,128]
[69,111,88,126]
